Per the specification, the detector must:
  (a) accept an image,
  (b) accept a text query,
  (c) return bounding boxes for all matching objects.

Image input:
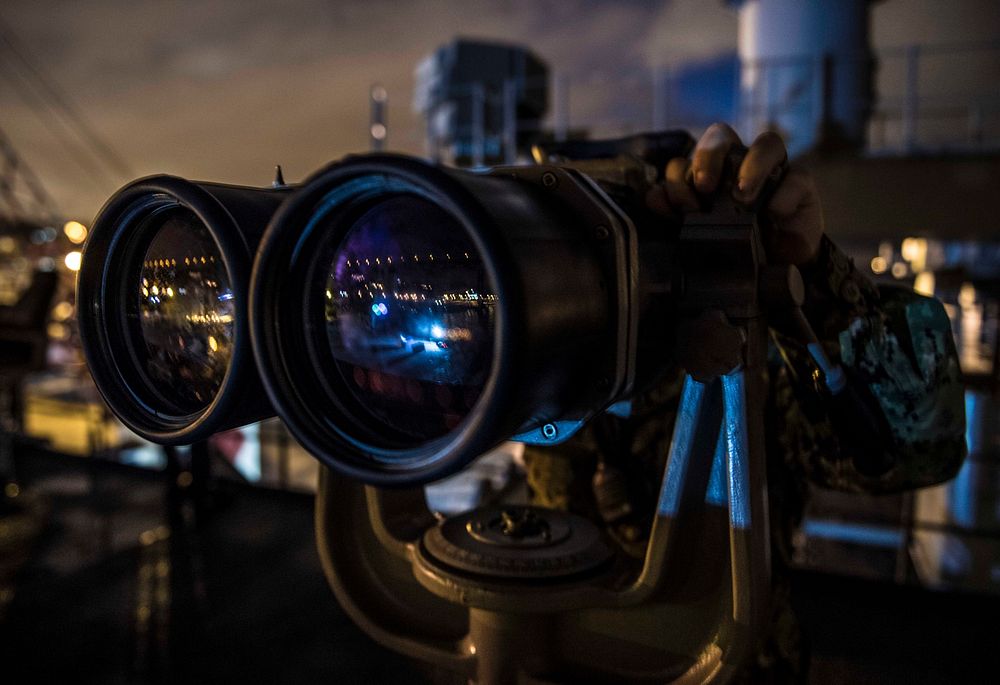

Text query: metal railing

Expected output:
[410,40,999,162]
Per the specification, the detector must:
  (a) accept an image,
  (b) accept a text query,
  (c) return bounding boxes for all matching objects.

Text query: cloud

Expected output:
[3,0,993,218]
[4,0,734,217]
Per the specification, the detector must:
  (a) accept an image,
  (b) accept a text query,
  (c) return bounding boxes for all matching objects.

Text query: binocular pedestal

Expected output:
[314,184,780,683]
[315,363,770,685]
[308,159,792,685]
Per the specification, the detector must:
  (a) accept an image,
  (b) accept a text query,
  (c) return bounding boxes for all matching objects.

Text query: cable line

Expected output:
[0,12,132,180]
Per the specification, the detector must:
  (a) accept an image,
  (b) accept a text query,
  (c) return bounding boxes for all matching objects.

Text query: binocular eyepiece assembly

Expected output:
[79,132,699,486]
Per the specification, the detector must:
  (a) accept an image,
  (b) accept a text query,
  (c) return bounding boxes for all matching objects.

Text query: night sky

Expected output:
[1,0,997,220]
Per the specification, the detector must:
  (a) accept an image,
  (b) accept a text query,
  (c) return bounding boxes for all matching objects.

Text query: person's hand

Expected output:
[646,123,824,266]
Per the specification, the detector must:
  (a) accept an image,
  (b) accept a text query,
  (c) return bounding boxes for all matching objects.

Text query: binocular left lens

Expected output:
[78,176,288,443]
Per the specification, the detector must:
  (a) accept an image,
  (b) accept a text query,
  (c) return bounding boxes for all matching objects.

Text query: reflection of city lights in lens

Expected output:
[870,256,888,274]
[0,236,15,254]
[370,123,387,140]
[63,220,89,244]
[890,262,908,279]
[64,251,82,271]
[208,335,219,353]
[430,324,445,339]
[47,322,67,340]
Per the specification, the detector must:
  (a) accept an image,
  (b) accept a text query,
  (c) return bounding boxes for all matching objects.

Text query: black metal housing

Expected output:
[77,175,287,443]
[250,155,643,486]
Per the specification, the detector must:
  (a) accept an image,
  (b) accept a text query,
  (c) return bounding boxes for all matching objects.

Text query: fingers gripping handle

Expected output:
[685,144,789,214]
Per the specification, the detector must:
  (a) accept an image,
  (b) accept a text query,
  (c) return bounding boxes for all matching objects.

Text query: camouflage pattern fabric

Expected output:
[523,234,967,682]
[774,235,966,494]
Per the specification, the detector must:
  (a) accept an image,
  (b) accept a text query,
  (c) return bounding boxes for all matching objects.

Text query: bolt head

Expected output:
[541,172,558,188]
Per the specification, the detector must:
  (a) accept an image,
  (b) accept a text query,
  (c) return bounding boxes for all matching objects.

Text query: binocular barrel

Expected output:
[78,132,693,485]
[251,155,654,485]
[77,175,289,443]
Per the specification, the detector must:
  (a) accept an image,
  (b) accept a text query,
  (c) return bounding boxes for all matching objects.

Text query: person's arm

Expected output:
[650,123,967,493]
[773,235,965,492]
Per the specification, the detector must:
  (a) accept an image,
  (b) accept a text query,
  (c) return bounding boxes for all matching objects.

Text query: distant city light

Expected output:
[430,324,445,339]
[890,262,908,279]
[870,256,887,274]
[913,272,935,296]
[63,220,89,244]
[958,283,977,308]
[47,322,68,340]
[64,251,82,271]
[900,237,928,272]
[52,301,73,321]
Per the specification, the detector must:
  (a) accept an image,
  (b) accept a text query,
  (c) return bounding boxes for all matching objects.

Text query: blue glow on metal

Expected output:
[965,390,982,456]
[705,429,728,507]
[808,342,846,394]
[512,419,586,445]
[949,459,978,528]
[606,400,633,419]
[802,519,904,548]
[657,376,705,517]
[722,370,751,530]
[952,390,985,528]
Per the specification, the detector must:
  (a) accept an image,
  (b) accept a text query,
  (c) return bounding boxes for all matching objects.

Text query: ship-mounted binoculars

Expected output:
[77,131,806,683]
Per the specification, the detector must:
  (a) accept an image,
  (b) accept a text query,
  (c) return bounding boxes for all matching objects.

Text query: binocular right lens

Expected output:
[250,154,645,486]
[322,194,497,442]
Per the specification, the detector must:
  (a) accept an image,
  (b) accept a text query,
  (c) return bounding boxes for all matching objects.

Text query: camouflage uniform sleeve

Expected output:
[773,235,966,494]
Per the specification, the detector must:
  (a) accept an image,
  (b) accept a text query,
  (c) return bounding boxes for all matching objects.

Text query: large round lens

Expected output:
[128,207,234,414]
[320,195,496,442]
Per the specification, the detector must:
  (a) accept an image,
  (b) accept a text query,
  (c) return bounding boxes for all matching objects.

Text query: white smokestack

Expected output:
[734,0,873,156]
